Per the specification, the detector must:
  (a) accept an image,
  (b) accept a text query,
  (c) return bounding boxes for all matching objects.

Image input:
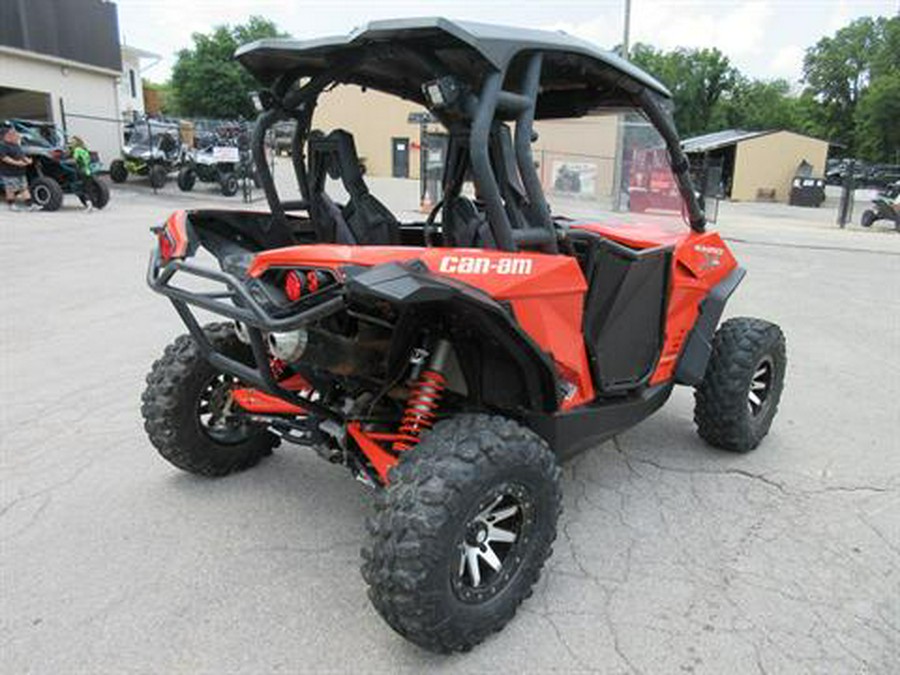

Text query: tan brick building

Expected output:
[313,84,621,198]
[683,129,830,203]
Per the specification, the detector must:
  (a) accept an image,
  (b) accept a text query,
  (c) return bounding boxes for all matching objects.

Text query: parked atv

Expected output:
[4,119,110,211]
[142,19,787,653]
[178,132,258,197]
[861,181,900,230]
[110,120,184,189]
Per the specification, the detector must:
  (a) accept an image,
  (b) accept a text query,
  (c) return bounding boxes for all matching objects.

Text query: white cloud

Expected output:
[553,1,774,56]
[769,44,806,84]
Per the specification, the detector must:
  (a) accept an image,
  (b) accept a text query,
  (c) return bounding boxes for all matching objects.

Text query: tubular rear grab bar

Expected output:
[146,249,346,421]
[146,249,344,332]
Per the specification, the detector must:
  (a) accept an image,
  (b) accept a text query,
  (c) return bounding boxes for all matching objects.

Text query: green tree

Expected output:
[171,16,286,119]
[802,15,899,152]
[631,44,739,136]
[712,77,801,132]
[855,73,900,162]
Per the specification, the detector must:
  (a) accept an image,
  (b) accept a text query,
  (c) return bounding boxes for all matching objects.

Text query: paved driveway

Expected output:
[1,185,898,673]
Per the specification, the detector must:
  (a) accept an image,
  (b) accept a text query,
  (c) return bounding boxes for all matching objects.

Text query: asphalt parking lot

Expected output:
[1,180,898,674]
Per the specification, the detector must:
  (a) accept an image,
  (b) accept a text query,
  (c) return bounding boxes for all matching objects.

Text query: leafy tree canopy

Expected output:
[170,16,286,119]
[802,15,900,157]
[630,44,738,137]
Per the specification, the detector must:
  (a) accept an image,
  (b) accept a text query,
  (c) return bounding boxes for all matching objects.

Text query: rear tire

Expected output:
[148,164,168,189]
[141,322,277,476]
[177,167,196,192]
[861,209,875,227]
[362,414,561,653]
[109,159,128,183]
[694,317,786,452]
[30,176,64,211]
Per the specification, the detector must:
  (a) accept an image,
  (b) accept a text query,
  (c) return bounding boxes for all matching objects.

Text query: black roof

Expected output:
[236,18,671,118]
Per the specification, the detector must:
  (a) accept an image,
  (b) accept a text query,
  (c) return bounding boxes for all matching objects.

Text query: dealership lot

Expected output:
[1,183,898,673]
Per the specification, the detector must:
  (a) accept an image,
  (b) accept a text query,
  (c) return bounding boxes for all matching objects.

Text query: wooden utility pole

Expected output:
[612,0,633,210]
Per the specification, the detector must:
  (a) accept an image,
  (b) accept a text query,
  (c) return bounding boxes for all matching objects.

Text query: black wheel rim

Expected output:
[196,373,255,444]
[451,482,535,604]
[748,356,774,417]
[33,184,50,205]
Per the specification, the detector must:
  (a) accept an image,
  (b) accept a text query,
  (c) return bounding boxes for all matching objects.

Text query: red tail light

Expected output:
[284,270,304,301]
[306,270,320,292]
[157,231,174,262]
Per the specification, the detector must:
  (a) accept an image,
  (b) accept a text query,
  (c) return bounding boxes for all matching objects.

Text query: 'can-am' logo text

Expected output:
[438,256,534,275]
[693,243,724,270]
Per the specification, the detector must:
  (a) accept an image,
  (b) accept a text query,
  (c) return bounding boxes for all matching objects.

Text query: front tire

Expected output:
[694,317,786,452]
[861,209,875,227]
[362,414,561,653]
[177,167,196,192]
[148,164,168,189]
[220,172,239,197]
[141,322,277,476]
[109,159,128,183]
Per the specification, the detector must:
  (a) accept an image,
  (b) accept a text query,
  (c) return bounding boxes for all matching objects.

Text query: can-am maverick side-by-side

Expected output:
[141,19,786,653]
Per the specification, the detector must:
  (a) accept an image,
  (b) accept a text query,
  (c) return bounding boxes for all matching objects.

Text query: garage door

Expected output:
[0,86,52,121]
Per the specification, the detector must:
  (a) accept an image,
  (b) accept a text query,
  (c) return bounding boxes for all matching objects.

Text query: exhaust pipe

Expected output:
[267,329,309,362]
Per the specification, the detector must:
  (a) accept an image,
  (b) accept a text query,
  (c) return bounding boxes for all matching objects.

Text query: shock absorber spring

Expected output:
[393,339,451,452]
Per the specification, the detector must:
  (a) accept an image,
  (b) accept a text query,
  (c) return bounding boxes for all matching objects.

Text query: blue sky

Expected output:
[117,0,898,85]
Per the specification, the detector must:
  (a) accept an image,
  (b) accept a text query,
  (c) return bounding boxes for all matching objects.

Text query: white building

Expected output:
[120,44,160,121]
[0,0,123,163]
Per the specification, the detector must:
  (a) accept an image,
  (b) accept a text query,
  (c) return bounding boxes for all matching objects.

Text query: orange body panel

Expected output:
[250,245,594,406]
[233,219,737,413]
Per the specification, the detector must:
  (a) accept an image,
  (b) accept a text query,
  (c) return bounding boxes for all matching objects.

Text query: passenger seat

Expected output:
[307,130,400,245]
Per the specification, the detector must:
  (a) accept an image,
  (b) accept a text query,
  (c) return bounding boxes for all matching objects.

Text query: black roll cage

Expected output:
[248,45,707,251]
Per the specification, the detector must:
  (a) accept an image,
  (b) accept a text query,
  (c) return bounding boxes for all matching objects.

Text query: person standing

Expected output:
[69,136,94,211]
[0,126,38,211]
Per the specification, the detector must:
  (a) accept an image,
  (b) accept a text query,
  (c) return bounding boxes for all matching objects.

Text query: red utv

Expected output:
[142,19,786,653]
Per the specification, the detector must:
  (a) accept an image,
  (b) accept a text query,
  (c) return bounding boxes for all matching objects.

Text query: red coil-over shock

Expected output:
[393,340,451,452]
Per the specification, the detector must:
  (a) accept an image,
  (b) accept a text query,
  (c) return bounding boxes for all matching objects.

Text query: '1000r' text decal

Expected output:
[438,256,533,275]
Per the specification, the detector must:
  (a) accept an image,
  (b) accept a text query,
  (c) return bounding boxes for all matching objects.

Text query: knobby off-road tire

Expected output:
[84,177,110,209]
[861,209,875,227]
[141,322,276,476]
[694,317,786,452]
[31,177,64,211]
[109,159,128,183]
[177,167,196,192]
[148,164,168,189]
[362,414,562,653]
[220,172,239,197]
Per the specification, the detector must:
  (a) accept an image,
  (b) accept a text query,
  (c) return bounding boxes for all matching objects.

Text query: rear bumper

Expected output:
[147,250,344,420]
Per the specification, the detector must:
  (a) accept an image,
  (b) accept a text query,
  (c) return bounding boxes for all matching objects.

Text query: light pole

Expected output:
[612,0,632,210]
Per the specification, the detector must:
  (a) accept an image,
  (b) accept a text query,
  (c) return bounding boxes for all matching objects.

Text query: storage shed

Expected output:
[682,129,830,203]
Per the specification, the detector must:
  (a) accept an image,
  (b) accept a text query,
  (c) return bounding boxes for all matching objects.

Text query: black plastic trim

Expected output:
[526,383,673,459]
[674,267,746,385]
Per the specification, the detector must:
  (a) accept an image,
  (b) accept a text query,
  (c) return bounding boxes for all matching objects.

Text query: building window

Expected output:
[129,69,137,99]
